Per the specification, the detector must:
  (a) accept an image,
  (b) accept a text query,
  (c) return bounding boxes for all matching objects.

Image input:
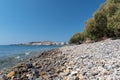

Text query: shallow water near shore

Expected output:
[0,45,62,69]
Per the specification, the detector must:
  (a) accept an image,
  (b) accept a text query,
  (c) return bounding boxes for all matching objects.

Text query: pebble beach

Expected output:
[1,39,120,80]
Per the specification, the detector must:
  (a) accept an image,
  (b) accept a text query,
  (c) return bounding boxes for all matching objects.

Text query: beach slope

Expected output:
[1,39,120,80]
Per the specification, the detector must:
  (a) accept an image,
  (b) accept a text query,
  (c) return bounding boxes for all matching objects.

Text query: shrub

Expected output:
[108,4,117,17]
[114,23,120,37]
[107,0,120,3]
[84,18,97,40]
[69,0,120,44]
[113,0,120,3]
[69,32,84,44]
[94,11,107,37]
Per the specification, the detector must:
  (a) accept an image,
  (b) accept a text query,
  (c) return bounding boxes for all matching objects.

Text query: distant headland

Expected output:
[10,41,68,46]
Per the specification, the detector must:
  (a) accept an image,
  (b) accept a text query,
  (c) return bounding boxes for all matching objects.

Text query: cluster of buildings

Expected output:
[19,41,68,46]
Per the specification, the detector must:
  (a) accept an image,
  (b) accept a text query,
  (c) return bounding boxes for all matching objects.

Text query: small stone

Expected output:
[28,74,33,80]
[64,68,70,76]
[26,62,33,68]
[69,61,75,66]
[7,71,15,78]
[21,73,27,79]
[65,77,69,80]
[0,75,2,79]
[20,67,28,73]
[71,71,78,76]
[39,71,45,76]
[105,75,112,80]
[26,73,31,77]
[42,75,49,80]
[77,73,85,80]
[75,77,79,80]
[15,73,21,80]
[104,64,111,70]
[36,64,41,68]
[92,71,99,76]
[0,74,7,80]
[101,69,110,75]
[32,69,39,75]
[87,62,93,69]
[36,77,43,80]
[56,68,63,74]
[0,71,3,75]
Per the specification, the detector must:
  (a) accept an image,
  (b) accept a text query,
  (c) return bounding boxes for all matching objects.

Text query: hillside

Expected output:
[69,0,120,44]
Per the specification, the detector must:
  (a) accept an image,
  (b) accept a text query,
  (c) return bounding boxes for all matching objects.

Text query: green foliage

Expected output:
[69,32,84,44]
[113,0,120,3]
[94,11,107,27]
[107,0,120,3]
[107,18,116,37]
[69,0,120,44]
[114,22,120,37]
[114,29,120,37]
[107,10,120,37]
[94,11,107,37]
[108,4,117,17]
[84,18,97,40]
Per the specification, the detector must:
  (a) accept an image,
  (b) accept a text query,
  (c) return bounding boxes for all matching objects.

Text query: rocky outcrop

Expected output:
[1,39,120,80]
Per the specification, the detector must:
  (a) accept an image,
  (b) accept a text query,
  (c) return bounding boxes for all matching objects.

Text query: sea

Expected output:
[0,45,62,69]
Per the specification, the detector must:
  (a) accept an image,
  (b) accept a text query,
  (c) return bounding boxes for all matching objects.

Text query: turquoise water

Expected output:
[0,45,62,69]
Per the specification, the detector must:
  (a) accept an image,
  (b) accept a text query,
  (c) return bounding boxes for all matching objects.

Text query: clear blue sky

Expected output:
[0,0,105,45]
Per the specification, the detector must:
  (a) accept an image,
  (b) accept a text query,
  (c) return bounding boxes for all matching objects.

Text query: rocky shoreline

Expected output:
[1,39,120,80]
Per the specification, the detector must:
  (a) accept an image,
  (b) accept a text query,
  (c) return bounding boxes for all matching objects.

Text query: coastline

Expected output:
[1,39,120,80]
[0,45,62,70]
